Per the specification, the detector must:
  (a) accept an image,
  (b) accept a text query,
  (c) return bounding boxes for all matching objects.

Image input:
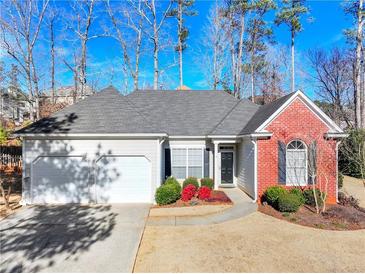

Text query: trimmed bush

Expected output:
[289,188,305,205]
[181,184,197,201]
[183,177,199,189]
[155,184,181,205]
[303,189,323,207]
[198,186,211,200]
[264,186,287,206]
[164,176,181,193]
[200,178,214,189]
[277,193,302,212]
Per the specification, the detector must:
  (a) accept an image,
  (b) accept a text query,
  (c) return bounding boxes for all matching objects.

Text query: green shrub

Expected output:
[264,186,287,206]
[164,176,181,193]
[200,178,214,189]
[0,125,8,145]
[289,188,305,205]
[182,177,199,189]
[339,129,365,179]
[277,193,302,212]
[338,172,344,189]
[303,189,323,207]
[155,184,181,205]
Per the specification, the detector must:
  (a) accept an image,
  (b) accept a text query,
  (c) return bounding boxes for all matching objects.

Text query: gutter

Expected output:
[239,132,273,139]
[13,133,169,138]
[324,132,349,139]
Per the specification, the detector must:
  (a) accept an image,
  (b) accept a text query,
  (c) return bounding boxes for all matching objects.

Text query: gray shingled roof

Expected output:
[126,90,240,136]
[209,99,260,135]
[16,86,162,134]
[239,92,295,135]
[16,87,294,136]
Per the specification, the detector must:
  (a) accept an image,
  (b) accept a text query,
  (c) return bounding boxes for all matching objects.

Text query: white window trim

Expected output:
[286,140,308,186]
[170,145,205,179]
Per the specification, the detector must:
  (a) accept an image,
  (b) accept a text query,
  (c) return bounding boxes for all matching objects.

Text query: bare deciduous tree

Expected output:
[0,0,50,120]
[198,1,229,90]
[130,0,173,90]
[308,47,354,127]
[223,0,251,97]
[106,0,144,91]
[63,0,105,101]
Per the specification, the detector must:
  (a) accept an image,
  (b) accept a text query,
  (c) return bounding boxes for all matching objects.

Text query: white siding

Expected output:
[22,138,159,204]
[237,138,255,197]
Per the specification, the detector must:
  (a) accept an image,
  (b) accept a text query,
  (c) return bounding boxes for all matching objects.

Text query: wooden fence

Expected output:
[0,146,22,172]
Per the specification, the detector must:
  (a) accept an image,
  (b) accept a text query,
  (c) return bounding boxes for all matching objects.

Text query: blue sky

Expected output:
[1,0,355,99]
[86,0,353,97]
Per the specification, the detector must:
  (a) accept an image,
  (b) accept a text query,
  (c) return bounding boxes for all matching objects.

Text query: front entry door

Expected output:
[221,152,233,184]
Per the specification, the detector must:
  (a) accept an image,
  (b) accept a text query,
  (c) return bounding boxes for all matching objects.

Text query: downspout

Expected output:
[158,137,166,187]
[336,141,341,203]
[19,137,27,206]
[251,139,258,203]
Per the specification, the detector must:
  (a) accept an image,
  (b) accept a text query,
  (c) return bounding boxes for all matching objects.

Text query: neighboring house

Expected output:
[41,85,94,105]
[0,87,31,125]
[15,86,347,204]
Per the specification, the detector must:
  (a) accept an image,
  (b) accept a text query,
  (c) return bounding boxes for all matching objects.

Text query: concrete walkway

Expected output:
[147,188,257,226]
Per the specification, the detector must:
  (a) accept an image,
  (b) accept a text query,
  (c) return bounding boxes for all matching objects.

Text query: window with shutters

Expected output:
[171,147,204,179]
[286,140,307,186]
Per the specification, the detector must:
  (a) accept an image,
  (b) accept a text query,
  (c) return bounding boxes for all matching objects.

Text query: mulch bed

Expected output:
[259,203,365,230]
[153,190,232,208]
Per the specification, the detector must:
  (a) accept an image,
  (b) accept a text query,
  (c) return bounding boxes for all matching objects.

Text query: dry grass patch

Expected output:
[134,212,365,273]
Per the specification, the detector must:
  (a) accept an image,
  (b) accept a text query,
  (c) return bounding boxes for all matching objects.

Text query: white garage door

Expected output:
[95,156,151,203]
[31,156,91,204]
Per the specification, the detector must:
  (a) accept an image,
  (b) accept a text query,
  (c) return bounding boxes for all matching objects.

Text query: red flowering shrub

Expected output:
[198,186,211,200]
[181,184,197,201]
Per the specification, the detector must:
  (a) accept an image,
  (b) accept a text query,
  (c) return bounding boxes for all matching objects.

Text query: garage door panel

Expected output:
[32,156,90,204]
[96,156,151,203]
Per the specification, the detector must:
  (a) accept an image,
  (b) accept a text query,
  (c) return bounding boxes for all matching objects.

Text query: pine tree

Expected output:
[275,0,308,93]
[245,0,276,101]
[168,0,197,88]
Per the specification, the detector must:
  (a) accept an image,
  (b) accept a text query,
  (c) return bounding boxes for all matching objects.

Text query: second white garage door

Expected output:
[95,156,151,203]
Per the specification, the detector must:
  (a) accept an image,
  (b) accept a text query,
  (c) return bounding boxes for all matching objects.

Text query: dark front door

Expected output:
[221,152,233,184]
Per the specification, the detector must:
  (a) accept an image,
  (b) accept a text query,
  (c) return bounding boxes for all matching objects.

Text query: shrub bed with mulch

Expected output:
[259,202,365,230]
[153,190,232,208]
[259,186,365,230]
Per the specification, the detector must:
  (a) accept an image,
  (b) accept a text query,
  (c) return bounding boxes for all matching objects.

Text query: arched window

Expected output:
[286,140,307,185]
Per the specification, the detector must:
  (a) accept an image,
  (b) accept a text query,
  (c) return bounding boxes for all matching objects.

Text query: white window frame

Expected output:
[286,140,308,186]
[170,145,204,179]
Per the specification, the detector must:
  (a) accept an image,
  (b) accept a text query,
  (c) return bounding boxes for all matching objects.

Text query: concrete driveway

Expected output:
[0,204,150,273]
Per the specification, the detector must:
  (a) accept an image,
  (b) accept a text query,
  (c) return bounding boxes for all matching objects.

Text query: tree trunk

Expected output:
[213,37,218,90]
[354,0,364,128]
[178,0,183,88]
[228,12,236,94]
[235,14,245,98]
[250,37,256,102]
[80,39,87,98]
[134,28,142,91]
[153,13,159,90]
[30,53,40,120]
[50,18,55,104]
[291,28,295,93]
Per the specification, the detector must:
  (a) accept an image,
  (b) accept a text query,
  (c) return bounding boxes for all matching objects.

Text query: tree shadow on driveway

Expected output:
[0,205,116,272]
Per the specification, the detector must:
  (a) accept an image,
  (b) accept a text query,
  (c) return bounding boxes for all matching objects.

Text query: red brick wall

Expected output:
[257,98,338,204]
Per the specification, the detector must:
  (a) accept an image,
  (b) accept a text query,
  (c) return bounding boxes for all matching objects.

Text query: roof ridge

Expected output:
[208,100,242,135]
